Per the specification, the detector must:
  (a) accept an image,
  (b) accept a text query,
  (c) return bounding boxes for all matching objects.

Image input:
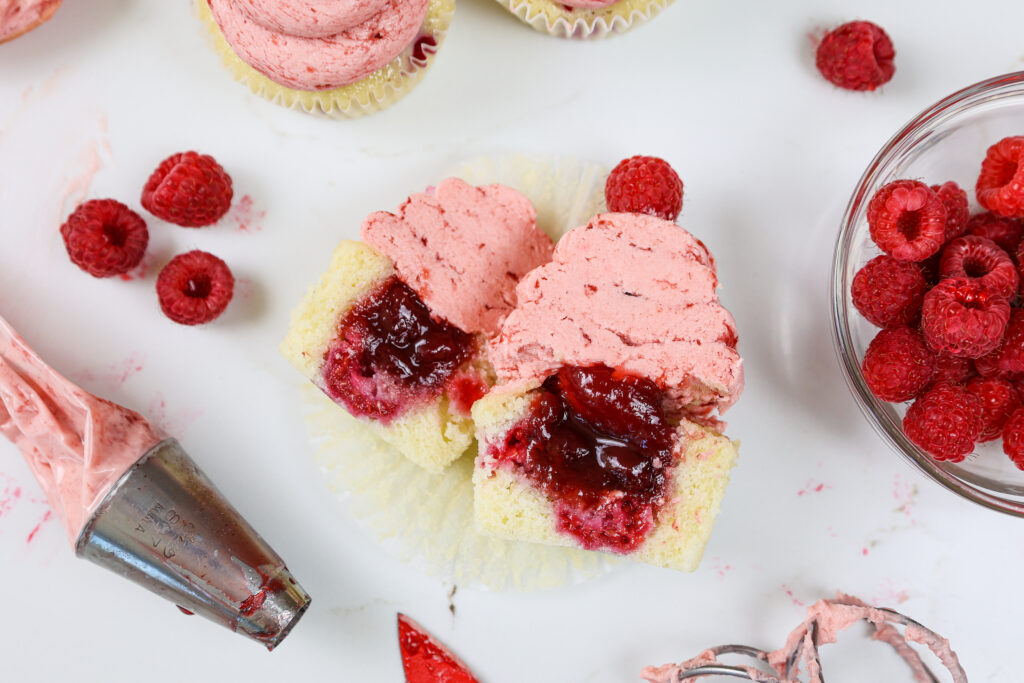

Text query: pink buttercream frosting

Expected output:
[236,0,391,38]
[641,593,967,683]
[207,0,429,90]
[489,213,743,422]
[361,178,554,336]
[0,0,61,43]
[0,317,163,545]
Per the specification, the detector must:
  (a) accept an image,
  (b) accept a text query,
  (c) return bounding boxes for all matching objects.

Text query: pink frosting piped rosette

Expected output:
[0,316,164,545]
[197,0,454,117]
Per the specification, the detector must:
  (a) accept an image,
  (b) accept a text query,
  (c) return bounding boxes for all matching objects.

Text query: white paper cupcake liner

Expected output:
[196,0,454,118]
[496,0,674,40]
[302,153,613,590]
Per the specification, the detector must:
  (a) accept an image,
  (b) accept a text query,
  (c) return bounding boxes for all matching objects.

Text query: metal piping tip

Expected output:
[76,439,311,650]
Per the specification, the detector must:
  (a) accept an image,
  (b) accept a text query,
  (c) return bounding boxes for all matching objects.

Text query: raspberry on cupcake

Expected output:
[605,156,683,222]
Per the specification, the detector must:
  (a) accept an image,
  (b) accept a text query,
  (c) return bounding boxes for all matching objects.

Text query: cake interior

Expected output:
[473,365,738,571]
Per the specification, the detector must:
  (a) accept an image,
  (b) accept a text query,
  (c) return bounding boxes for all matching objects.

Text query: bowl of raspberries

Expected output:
[832,71,1024,515]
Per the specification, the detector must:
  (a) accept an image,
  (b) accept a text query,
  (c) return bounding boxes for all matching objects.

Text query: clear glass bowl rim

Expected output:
[830,70,1024,518]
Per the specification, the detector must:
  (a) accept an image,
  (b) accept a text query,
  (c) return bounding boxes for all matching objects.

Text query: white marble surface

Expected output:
[1,1,1022,680]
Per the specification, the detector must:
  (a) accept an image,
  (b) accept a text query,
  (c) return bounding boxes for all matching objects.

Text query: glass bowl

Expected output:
[831,71,1024,517]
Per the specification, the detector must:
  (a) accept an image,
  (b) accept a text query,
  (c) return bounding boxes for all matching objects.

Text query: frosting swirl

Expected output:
[207,0,430,90]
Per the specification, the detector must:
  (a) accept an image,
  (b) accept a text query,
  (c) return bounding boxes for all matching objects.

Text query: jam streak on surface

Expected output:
[492,365,676,553]
[398,614,480,683]
[321,276,475,422]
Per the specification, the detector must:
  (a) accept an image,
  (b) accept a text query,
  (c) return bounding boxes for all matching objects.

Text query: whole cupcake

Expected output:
[1,0,62,44]
[197,0,454,117]
[494,0,673,39]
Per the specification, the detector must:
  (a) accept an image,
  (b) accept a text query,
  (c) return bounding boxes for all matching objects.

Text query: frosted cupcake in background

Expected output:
[196,0,454,117]
[1,0,61,43]
[494,0,673,39]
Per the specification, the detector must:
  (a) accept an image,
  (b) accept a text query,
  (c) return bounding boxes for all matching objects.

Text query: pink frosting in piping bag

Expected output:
[0,0,61,42]
[640,593,967,683]
[0,317,163,545]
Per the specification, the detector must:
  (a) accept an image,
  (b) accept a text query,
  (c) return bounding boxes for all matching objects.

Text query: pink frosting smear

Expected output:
[559,0,619,8]
[0,0,61,43]
[207,0,429,90]
[0,317,163,545]
[489,212,742,423]
[362,177,554,336]
[641,593,967,683]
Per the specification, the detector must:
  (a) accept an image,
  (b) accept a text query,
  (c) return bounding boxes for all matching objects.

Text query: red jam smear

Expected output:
[492,365,676,553]
[321,276,475,422]
[398,615,479,683]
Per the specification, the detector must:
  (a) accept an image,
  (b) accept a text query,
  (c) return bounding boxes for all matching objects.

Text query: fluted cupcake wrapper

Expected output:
[302,154,613,590]
[496,0,674,39]
[196,0,454,118]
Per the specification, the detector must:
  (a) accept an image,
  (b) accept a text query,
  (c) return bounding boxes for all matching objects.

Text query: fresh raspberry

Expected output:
[155,250,234,325]
[931,181,969,241]
[605,156,683,221]
[976,136,1024,218]
[851,255,927,327]
[867,180,946,261]
[976,308,1024,376]
[920,277,1010,358]
[815,20,895,91]
[965,377,1021,442]
[930,353,974,386]
[141,151,233,227]
[861,327,934,402]
[938,236,1018,299]
[903,382,982,462]
[1003,407,1024,470]
[966,212,1023,255]
[398,615,479,683]
[60,199,149,278]
[973,351,1007,379]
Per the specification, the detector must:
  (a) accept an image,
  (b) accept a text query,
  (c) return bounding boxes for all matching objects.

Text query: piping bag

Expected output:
[0,316,310,649]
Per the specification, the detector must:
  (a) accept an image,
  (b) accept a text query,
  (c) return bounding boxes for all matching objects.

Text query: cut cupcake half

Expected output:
[473,212,743,569]
[473,369,739,571]
[282,178,553,472]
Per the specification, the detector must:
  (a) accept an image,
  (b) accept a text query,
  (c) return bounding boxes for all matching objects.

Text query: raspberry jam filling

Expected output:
[321,276,475,422]
[492,365,676,553]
